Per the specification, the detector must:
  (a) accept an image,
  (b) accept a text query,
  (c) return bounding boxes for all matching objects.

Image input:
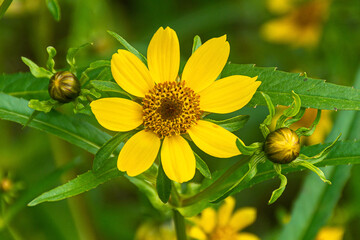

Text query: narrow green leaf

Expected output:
[107,30,147,65]
[90,80,130,98]
[46,46,57,73]
[79,60,110,85]
[28,157,121,206]
[222,64,360,110]
[205,115,249,132]
[28,99,57,113]
[66,43,92,73]
[260,92,275,126]
[192,35,202,53]
[235,139,262,156]
[195,153,211,179]
[0,72,48,100]
[268,164,288,204]
[0,0,12,19]
[46,0,61,21]
[0,93,111,154]
[93,131,136,171]
[295,110,321,137]
[156,163,172,203]
[21,57,53,79]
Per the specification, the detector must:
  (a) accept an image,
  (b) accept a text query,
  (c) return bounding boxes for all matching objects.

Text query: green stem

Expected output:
[173,210,187,240]
[181,156,250,207]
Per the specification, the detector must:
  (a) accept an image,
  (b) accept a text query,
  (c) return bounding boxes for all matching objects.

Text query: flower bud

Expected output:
[264,127,300,164]
[48,71,81,103]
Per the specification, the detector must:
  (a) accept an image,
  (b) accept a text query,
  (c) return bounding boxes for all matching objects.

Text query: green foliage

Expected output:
[0,0,12,19]
[192,35,202,53]
[46,46,57,73]
[268,164,287,204]
[156,163,172,204]
[66,43,93,74]
[90,80,130,98]
[28,157,122,206]
[205,115,249,132]
[222,64,360,110]
[28,99,57,113]
[46,0,61,21]
[21,57,53,79]
[195,153,211,179]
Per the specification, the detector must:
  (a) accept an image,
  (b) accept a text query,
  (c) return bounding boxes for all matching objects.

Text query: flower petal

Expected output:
[188,120,241,158]
[189,226,207,240]
[236,233,260,240]
[117,130,160,176]
[111,50,154,97]
[199,76,261,114]
[229,207,257,231]
[90,98,143,132]
[161,135,195,183]
[199,208,217,234]
[147,27,180,83]
[217,197,235,226]
[182,35,230,93]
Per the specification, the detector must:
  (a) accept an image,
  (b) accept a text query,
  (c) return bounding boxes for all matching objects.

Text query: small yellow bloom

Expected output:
[135,221,176,240]
[316,226,344,240]
[189,197,259,240]
[272,107,332,145]
[261,0,330,48]
[91,27,261,183]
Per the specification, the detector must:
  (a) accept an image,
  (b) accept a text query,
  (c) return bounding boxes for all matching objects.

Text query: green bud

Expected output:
[264,127,300,164]
[48,71,81,103]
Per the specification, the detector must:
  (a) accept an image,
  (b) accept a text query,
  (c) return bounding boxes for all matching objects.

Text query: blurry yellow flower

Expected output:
[266,0,295,15]
[135,221,176,240]
[189,197,259,240]
[271,106,332,145]
[261,0,330,48]
[316,226,344,240]
[91,27,261,183]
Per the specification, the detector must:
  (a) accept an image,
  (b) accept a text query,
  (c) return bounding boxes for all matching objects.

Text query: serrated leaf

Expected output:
[93,131,136,171]
[0,0,12,19]
[46,0,61,21]
[156,163,172,203]
[21,57,53,79]
[0,93,111,154]
[107,30,147,65]
[195,153,211,179]
[0,72,49,100]
[28,157,121,206]
[205,115,249,132]
[222,64,360,110]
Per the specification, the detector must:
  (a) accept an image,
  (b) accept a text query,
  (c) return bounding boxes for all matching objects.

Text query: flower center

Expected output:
[142,81,201,138]
[210,226,237,240]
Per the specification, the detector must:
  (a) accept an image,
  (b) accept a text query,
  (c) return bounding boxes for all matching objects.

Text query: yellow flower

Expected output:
[271,107,332,145]
[90,27,261,183]
[316,226,344,240]
[189,197,259,240]
[261,0,330,48]
[135,221,176,240]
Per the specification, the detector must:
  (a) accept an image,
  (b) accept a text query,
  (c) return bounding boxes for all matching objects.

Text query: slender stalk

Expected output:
[181,156,250,207]
[173,210,187,240]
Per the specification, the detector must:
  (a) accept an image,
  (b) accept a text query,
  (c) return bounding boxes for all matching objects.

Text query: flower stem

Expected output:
[173,209,187,240]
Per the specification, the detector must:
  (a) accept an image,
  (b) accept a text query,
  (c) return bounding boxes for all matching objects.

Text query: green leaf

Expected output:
[79,60,111,85]
[192,35,202,53]
[66,43,92,74]
[195,153,211,179]
[46,46,57,73]
[107,30,147,65]
[93,131,136,172]
[46,0,61,21]
[28,99,57,113]
[90,80,130,98]
[0,0,12,19]
[205,115,249,132]
[222,64,360,110]
[235,139,262,156]
[0,72,49,100]
[156,163,172,203]
[268,164,287,204]
[21,57,53,79]
[0,93,111,154]
[28,157,121,206]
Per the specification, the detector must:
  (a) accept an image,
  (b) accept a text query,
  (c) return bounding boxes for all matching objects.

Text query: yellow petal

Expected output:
[199,208,217,234]
[147,27,180,83]
[90,98,143,132]
[236,232,260,240]
[199,76,261,114]
[189,226,207,240]
[229,207,257,231]
[182,35,230,93]
[111,50,154,97]
[316,227,344,240]
[161,135,196,183]
[117,130,160,176]
[217,197,235,226]
[188,120,241,158]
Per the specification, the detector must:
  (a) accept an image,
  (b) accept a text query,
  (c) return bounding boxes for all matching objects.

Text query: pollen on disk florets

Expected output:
[142,81,201,138]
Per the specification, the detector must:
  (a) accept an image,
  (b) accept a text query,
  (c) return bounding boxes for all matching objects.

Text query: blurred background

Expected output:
[0,0,360,239]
